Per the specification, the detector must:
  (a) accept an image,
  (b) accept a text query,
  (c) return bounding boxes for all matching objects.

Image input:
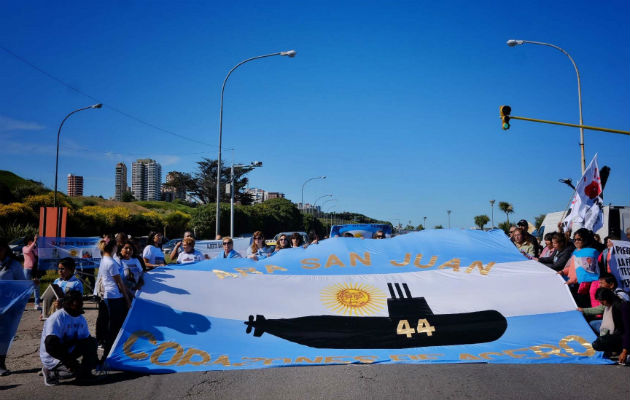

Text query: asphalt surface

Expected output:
[1,303,629,400]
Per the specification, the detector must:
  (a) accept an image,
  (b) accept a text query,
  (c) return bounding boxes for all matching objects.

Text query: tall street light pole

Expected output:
[54,103,102,209]
[507,39,585,174]
[490,199,495,228]
[312,194,332,218]
[215,50,296,238]
[301,176,326,213]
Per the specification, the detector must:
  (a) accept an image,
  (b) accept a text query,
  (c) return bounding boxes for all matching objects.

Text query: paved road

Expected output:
[2,306,628,399]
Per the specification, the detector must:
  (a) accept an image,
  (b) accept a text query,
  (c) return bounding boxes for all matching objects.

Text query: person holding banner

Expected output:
[176,237,204,264]
[142,231,165,270]
[537,233,574,271]
[560,229,600,307]
[169,231,194,261]
[95,238,131,363]
[246,231,272,261]
[0,238,29,376]
[588,288,630,364]
[221,237,242,259]
[40,290,98,386]
[47,258,84,313]
[274,234,291,253]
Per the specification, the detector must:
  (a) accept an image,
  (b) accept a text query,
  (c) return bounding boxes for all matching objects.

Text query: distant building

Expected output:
[265,192,285,200]
[114,162,127,201]
[132,159,162,201]
[67,174,83,197]
[246,188,285,204]
[246,188,266,204]
[161,172,187,202]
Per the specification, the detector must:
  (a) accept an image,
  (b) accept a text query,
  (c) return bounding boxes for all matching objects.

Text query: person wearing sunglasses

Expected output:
[221,238,242,259]
[246,231,272,261]
[273,234,291,253]
[373,230,386,239]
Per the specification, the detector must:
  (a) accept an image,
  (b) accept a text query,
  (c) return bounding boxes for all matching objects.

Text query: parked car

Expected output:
[9,236,26,258]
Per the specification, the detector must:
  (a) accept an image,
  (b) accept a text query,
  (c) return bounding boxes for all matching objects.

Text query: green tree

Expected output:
[434,225,443,229]
[121,191,135,202]
[190,158,253,205]
[498,202,514,224]
[163,211,192,238]
[303,213,326,238]
[498,221,512,235]
[416,224,425,230]
[534,214,546,229]
[474,215,490,230]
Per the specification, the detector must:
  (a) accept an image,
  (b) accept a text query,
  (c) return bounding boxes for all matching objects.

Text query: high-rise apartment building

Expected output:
[114,162,128,201]
[131,159,162,201]
[67,174,83,197]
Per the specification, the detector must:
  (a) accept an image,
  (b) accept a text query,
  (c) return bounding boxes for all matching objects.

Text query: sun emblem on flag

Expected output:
[320,283,387,316]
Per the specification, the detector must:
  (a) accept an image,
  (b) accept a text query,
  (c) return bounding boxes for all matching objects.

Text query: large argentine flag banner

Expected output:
[108,229,607,372]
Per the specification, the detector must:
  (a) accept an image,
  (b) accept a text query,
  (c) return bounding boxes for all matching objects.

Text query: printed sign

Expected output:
[609,240,630,293]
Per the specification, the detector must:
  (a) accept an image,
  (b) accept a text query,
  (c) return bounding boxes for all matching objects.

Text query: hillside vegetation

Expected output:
[0,170,389,240]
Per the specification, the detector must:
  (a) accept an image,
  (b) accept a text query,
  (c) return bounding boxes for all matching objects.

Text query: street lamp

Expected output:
[229,161,262,237]
[301,176,326,213]
[423,216,427,230]
[507,39,585,173]
[447,210,452,229]
[54,103,102,210]
[490,200,495,228]
[215,50,297,238]
[559,178,576,190]
[312,194,332,217]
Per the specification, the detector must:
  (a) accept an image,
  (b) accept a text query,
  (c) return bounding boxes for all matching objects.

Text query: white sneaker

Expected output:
[42,367,59,386]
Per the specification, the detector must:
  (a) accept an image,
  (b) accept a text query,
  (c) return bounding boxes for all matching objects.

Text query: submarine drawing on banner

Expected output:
[244,283,508,349]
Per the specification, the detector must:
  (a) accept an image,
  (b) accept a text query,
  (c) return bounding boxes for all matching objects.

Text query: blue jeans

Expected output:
[589,319,602,335]
[23,268,40,307]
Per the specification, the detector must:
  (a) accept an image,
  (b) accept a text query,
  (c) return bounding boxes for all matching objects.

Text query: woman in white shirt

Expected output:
[95,238,131,362]
[142,231,165,270]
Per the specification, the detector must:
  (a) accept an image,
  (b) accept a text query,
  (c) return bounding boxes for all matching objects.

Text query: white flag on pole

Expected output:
[563,154,604,232]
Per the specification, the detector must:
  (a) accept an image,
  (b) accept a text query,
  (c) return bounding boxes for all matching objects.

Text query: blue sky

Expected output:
[1,1,628,229]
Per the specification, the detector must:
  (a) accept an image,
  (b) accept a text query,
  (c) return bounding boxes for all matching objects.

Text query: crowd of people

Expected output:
[0,223,628,385]
[507,219,630,364]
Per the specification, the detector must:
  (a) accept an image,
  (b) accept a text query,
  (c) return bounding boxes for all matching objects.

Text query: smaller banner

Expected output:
[330,224,392,239]
[563,154,604,232]
[0,281,33,355]
[609,240,630,293]
[195,238,250,259]
[37,237,101,271]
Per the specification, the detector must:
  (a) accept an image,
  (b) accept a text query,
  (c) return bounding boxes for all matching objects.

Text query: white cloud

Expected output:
[0,115,45,132]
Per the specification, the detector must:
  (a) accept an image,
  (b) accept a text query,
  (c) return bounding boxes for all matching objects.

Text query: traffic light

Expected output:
[500,105,511,130]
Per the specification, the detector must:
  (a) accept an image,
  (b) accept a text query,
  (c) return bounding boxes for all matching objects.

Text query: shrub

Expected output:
[0,202,38,226]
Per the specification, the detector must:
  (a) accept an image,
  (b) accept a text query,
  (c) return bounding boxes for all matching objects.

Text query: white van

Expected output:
[538,205,630,240]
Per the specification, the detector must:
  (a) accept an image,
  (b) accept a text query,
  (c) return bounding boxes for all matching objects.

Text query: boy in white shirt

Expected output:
[40,291,98,386]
